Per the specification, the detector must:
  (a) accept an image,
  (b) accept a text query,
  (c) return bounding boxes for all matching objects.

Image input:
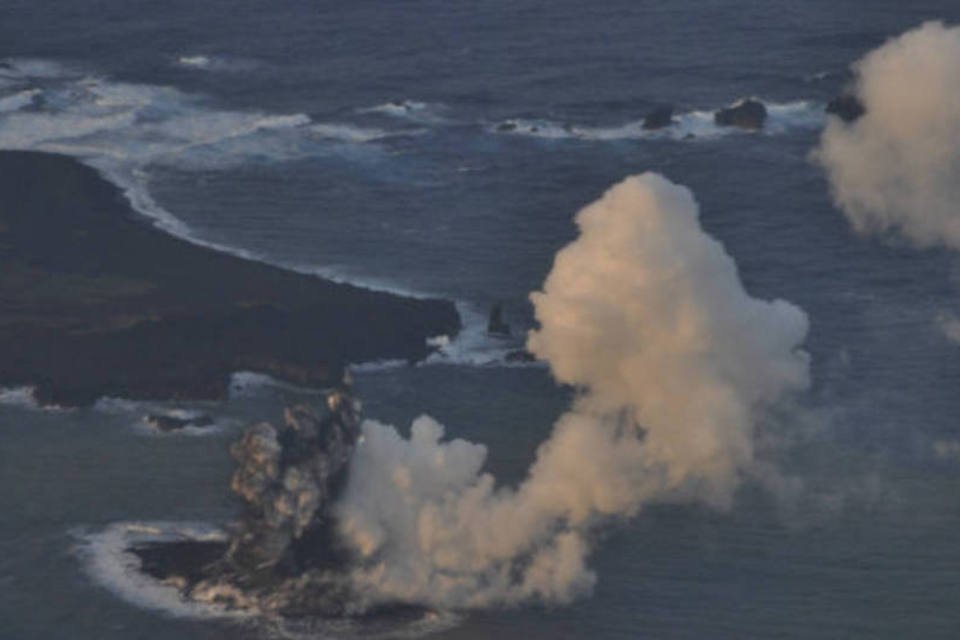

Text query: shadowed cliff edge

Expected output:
[0,151,461,406]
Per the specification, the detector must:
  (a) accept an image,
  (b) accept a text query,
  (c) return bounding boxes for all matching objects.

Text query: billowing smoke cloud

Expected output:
[816,21,960,248]
[334,174,810,609]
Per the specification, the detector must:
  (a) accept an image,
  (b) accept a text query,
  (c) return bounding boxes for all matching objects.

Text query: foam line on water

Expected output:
[421,302,546,369]
[173,54,263,73]
[491,100,825,141]
[0,386,74,412]
[73,521,245,620]
[357,99,448,124]
[0,58,438,297]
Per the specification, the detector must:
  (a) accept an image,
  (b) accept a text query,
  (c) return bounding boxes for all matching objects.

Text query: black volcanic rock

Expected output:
[144,412,215,432]
[505,349,536,363]
[714,98,767,130]
[826,93,866,123]
[487,303,511,337]
[642,105,675,130]
[127,385,364,616]
[226,392,358,575]
[130,540,229,586]
[0,151,461,406]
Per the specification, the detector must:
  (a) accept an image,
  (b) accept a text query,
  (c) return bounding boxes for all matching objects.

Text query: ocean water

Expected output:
[2,1,960,638]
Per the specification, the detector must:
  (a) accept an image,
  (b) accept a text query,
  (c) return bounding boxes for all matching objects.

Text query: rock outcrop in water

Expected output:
[0,151,461,406]
[129,383,368,617]
[825,93,866,123]
[143,412,215,432]
[642,105,676,130]
[714,98,767,130]
[487,302,511,337]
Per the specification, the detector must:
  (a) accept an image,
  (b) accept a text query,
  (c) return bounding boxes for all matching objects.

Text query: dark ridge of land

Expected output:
[0,151,461,406]
[130,540,230,586]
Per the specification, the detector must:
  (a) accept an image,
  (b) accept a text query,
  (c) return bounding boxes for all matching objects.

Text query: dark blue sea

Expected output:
[2,1,960,638]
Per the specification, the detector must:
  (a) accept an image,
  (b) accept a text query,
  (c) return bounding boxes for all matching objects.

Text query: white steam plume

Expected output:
[334,174,810,609]
[816,21,960,248]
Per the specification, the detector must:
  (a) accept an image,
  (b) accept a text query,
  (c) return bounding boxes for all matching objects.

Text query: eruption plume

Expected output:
[816,21,960,248]
[334,174,811,609]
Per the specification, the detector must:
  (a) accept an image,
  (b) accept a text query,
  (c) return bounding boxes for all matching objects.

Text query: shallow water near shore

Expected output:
[3,1,960,638]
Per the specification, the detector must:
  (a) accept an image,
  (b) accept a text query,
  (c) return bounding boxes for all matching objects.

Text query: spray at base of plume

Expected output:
[334,173,811,610]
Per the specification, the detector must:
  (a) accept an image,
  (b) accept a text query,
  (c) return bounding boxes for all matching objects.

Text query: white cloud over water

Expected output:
[334,174,811,609]
[816,22,960,248]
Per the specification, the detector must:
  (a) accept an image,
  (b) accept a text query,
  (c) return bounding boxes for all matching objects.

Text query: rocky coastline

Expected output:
[0,151,461,406]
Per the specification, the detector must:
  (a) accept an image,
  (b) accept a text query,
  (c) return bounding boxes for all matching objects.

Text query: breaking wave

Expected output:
[76,517,460,635]
[74,522,244,619]
[422,303,545,369]
[309,122,425,144]
[0,58,440,297]
[491,100,824,141]
[0,386,72,412]
[357,100,450,125]
[173,54,262,73]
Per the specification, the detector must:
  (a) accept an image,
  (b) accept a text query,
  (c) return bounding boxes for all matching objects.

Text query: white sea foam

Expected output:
[174,54,263,73]
[804,70,835,82]
[177,55,213,69]
[74,521,243,619]
[75,522,461,636]
[359,99,447,124]
[0,58,76,80]
[0,386,39,409]
[493,100,824,142]
[348,359,410,374]
[0,72,316,169]
[766,100,825,132]
[0,59,432,297]
[0,88,39,112]
[135,413,227,438]
[361,99,429,116]
[228,371,327,398]
[422,303,545,369]
[309,122,422,143]
[0,386,74,412]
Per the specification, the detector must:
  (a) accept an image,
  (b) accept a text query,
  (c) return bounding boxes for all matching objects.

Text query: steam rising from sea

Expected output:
[816,21,960,249]
[333,174,810,609]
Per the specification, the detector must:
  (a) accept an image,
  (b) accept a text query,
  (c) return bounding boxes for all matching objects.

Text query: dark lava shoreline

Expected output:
[0,151,460,406]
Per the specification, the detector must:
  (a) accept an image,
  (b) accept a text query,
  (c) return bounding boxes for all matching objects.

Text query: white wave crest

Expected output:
[422,303,545,369]
[0,386,73,412]
[309,122,419,143]
[493,100,824,142]
[0,386,39,409]
[228,371,327,398]
[75,521,462,636]
[348,359,410,374]
[73,522,243,620]
[0,58,76,80]
[175,54,262,73]
[0,60,434,297]
[358,99,447,124]
[0,88,39,112]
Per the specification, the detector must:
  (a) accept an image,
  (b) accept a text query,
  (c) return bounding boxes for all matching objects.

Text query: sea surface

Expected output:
[2,1,960,638]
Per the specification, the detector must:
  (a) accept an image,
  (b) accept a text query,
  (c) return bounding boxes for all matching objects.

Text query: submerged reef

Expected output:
[0,151,460,406]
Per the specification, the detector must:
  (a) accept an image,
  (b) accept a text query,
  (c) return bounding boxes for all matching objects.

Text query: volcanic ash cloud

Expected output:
[816,21,960,248]
[334,173,811,609]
